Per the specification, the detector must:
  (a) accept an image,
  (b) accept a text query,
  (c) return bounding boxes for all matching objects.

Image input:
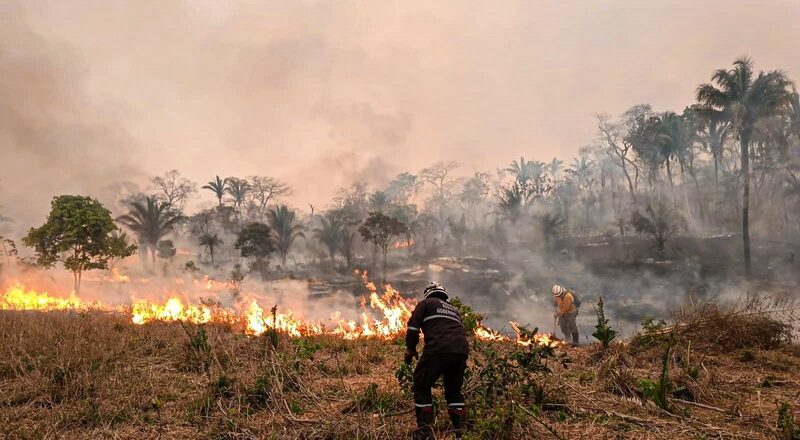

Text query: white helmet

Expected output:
[423,281,447,299]
[552,284,566,297]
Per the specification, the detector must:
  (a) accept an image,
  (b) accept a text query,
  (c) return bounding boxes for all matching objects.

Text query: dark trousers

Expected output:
[413,353,467,409]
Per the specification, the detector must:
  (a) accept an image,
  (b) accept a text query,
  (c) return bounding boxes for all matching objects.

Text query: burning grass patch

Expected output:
[1,306,799,439]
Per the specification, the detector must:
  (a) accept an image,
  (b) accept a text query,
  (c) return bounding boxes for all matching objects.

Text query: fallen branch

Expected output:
[669,398,726,413]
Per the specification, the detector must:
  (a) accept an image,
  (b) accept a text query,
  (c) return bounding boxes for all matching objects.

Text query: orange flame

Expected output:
[1,274,559,347]
[392,238,415,249]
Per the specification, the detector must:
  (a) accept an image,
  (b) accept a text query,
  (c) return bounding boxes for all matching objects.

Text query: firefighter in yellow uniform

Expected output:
[552,284,579,345]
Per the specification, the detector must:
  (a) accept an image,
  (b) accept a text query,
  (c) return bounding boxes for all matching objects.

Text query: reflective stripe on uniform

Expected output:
[422,314,462,324]
[407,326,419,331]
[414,403,433,407]
[447,402,465,407]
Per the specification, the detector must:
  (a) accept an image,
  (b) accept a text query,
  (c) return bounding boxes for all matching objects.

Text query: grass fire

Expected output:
[2,2,800,439]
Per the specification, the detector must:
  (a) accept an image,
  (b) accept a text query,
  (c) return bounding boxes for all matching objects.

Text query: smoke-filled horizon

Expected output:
[2,0,800,232]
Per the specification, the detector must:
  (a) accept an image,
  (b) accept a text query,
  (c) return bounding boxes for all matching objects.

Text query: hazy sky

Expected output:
[2,0,800,231]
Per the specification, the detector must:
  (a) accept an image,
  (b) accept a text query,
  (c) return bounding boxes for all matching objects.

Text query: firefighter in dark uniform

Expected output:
[405,282,469,439]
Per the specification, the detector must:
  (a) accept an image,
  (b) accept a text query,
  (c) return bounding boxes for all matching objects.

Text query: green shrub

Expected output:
[591,297,617,349]
[778,402,798,439]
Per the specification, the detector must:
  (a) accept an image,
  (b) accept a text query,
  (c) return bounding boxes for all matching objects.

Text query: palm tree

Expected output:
[198,233,222,265]
[547,158,564,180]
[202,176,228,206]
[268,205,305,266]
[569,154,594,189]
[535,210,564,253]
[694,110,730,207]
[696,56,792,278]
[506,156,544,183]
[788,88,800,140]
[225,177,250,212]
[658,112,695,208]
[497,181,530,225]
[117,196,183,265]
[314,213,343,267]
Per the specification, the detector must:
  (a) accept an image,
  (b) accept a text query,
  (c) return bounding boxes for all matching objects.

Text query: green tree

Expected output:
[359,212,408,281]
[630,202,686,260]
[23,195,136,292]
[268,205,305,266]
[202,175,229,206]
[198,233,222,264]
[696,57,792,278]
[116,196,183,265]
[235,222,275,280]
[314,213,343,268]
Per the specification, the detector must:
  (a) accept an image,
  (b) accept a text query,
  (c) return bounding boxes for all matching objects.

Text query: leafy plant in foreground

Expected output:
[778,402,799,440]
[637,338,674,411]
[592,296,617,348]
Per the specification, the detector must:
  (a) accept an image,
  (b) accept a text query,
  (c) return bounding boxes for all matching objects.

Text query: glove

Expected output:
[404,348,418,365]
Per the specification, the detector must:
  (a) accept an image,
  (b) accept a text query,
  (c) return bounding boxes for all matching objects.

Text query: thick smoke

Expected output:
[3,0,800,234]
[2,1,800,335]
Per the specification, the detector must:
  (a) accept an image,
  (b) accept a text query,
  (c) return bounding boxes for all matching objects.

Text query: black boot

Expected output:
[448,407,466,438]
[572,332,579,345]
[413,406,434,440]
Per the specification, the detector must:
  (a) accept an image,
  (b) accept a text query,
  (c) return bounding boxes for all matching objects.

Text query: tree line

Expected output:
[8,57,800,288]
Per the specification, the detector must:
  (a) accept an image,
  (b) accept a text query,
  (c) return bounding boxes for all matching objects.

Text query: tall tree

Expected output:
[547,158,564,180]
[384,172,422,204]
[597,106,652,204]
[116,196,183,265]
[359,212,408,281]
[506,157,544,183]
[151,170,197,209]
[248,176,291,215]
[267,205,305,266]
[225,177,250,213]
[23,195,136,292]
[202,176,229,206]
[658,112,696,209]
[696,57,792,278]
[314,213,343,267]
[497,180,531,225]
[420,161,458,223]
[235,222,275,280]
[198,233,222,264]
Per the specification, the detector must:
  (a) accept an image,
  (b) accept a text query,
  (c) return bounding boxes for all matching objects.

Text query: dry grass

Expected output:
[1,308,799,440]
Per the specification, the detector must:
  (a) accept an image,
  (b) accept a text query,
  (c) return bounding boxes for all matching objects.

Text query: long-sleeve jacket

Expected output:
[406,297,469,355]
[556,292,577,316]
